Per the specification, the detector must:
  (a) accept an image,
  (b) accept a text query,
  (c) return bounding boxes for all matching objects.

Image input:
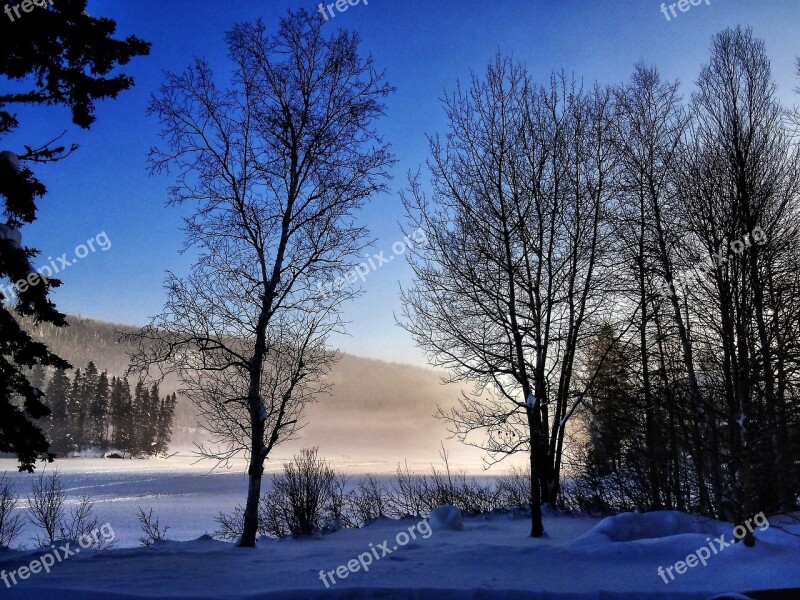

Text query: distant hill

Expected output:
[25,315,496,473]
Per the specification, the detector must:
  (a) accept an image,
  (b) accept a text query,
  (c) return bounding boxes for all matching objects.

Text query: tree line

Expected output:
[400,27,800,541]
[125,13,800,545]
[29,362,177,456]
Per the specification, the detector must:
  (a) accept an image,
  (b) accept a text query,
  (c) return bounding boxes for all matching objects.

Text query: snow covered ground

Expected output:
[1,459,799,599]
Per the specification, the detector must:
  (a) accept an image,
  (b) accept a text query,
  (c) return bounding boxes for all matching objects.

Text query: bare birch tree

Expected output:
[125,10,393,547]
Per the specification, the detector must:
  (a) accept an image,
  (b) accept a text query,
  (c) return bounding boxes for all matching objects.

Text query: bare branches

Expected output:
[399,55,618,537]
[127,10,393,547]
[0,475,24,548]
[137,508,170,547]
[401,56,615,459]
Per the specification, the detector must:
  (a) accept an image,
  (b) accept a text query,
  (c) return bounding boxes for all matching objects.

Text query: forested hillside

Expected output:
[22,315,479,469]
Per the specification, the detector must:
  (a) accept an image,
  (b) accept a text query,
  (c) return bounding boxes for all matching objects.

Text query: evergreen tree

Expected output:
[44,368,69,454]
[142,382,160,454]
[117,378,134,452]
[110,377,124,448]
[582,325,638,478]
[155,393,177,455]
[90,370,110,448]
[79,362,99,448]
[66,368,83,452]
[0,0,149,472]
[29,363,48,436]
[132,380,146,454]
[29,364,47,391]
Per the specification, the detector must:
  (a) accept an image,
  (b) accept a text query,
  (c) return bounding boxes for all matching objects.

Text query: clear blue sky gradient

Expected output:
[8,0,800,366]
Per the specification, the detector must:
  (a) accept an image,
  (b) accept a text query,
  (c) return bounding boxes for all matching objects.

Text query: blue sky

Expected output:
[9,0,800,366]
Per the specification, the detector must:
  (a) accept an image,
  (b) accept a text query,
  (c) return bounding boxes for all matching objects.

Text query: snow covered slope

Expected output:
[1,510,798,599]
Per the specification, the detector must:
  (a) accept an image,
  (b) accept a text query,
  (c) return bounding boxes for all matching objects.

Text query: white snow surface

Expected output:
[572,511,728,545]
[0,459,799,599]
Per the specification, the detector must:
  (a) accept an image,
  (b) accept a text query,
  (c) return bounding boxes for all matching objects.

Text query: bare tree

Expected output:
[125,10,393,547]
[677,26,800,534]
[400,56,615,537]
[571,28,800,529]
[611,63,697,511]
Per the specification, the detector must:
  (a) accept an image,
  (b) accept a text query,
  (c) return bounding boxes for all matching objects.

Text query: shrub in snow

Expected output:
[137,507,170,547]
[429,505,464,531]
[0,475,24,549]
[214,505,249,542]
[388,461,429,517]
[344,475,388,527]
[27,471,104,548]
[387,452,502,518]
[261,448,344,539]
[214,448,349,541]
[215,447,347,542]
[496,465,531,512]
[215,501,280,541]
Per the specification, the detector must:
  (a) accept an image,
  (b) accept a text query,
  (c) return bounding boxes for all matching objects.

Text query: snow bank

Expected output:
[573,510,725,545]
[0,512,797,599]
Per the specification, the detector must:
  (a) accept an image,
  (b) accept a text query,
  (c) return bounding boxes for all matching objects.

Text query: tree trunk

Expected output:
[637,200,661,510]
[240,452,264,547]
[239,308,270,547]
[239,376,267,547]
[650,187,711,512]
[528,443,545,537]
[654,307,683,510]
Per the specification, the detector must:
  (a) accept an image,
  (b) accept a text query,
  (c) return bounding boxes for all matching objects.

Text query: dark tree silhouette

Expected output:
[0,0,149,471]
[127,10,394,547]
